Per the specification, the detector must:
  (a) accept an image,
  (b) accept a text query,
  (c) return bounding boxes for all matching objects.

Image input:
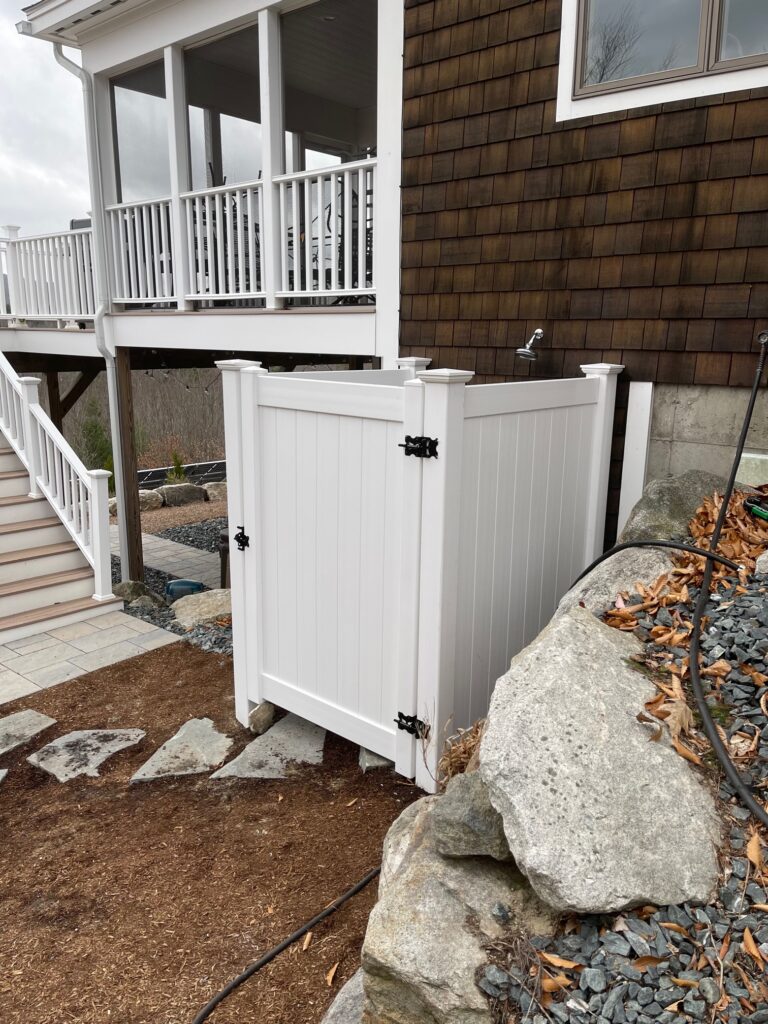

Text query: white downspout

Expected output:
[52,43,129,580]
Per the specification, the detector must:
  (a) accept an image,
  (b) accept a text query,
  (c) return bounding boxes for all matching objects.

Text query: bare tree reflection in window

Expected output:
[584,0,683,86]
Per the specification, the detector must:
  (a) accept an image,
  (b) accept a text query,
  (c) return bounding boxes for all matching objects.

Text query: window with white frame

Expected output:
[557,0,768,119]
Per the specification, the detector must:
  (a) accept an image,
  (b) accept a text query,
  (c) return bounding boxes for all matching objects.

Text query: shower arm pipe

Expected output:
[52,43,130,579]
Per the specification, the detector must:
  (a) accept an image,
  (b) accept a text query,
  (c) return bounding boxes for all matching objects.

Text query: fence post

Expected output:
[89,469,114,600]
[396,356,431,378]
[1,226,21,317]
[580,362,624,565]
[218,359,264,726]
[414,368,473,792]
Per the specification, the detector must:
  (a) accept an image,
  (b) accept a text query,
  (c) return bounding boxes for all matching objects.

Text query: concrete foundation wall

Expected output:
[648,385,768,482]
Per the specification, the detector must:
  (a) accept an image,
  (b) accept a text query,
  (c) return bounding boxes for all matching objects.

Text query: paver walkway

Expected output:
[0,612,179,706]
[110,526,221,589]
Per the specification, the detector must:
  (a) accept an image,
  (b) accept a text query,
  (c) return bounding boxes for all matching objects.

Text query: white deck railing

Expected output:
[3,159,377,319]
[1,228,96,319]
[181,181,265,300]
[275,158,376,297]
[0,350,112,600]
[106,198,175,304]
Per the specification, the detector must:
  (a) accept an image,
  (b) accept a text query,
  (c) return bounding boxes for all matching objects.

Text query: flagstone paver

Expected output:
[0,613,180,707]
[0,709,57,756]
[28,729,146,782]
[110,526,220,589]
[131,718,233,782]
[212,714,325,780]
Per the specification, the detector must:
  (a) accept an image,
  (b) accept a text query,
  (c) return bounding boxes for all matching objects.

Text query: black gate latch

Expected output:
[399,435,438,459]
[395,712,430,740]
[234,527,250,551]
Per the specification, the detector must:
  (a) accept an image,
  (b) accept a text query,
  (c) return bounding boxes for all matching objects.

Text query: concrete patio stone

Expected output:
[69,623,145,653]
[28,729,146,782]
[0,709,57,756]
[48,621,101,642]
[26,662,86,689]
[131,718,233,782]
[70,642,148,673]
[0,671,40,704]
[212,714,325,780]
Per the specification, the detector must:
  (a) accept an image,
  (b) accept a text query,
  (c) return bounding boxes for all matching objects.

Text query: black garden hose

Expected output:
[191,868,380,1023]
[577,332,768,829]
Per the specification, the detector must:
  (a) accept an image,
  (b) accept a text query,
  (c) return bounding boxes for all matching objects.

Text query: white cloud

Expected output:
[0,0,89,236]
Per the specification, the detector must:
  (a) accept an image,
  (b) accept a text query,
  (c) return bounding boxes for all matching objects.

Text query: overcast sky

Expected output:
[0,0,89,236]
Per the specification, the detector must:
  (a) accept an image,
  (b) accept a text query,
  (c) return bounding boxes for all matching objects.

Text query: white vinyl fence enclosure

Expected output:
[220,360,623,792]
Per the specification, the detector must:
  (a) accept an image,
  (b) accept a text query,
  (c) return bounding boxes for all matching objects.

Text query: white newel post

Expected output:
[89,469,113,600]
[414,369,473,792]
[164,45,193,310]
[218,360,266,725]
[17,377,41,496]
[2,226,21,317]
[580,363,624,565]
[258,8,286,308]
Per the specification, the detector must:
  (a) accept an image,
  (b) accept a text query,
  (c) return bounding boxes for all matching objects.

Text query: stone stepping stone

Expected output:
[28,729,145,782]
[131,718,233,783]
[0,709,57,757]
[212,714,325,780]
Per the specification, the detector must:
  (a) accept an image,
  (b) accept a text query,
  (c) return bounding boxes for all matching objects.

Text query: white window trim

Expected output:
[557,0,768,122]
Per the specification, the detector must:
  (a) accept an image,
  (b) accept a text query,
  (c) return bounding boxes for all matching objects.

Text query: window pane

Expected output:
[583,0,703,87]
[720,0,768,61]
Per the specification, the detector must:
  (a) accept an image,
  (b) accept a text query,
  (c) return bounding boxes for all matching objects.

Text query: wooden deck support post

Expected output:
[114,347,143,581]
[46,372,63,433]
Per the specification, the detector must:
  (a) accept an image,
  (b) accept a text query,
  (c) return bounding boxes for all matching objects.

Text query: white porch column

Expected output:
[164,44,193,310]
[1,226,21,316]
[580,363,624,563]
[258,7,285,309]
[414,368,474,792]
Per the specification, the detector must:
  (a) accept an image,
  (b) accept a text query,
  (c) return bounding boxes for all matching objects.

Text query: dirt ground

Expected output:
[0,644,418,1024]
[111,498,229,536]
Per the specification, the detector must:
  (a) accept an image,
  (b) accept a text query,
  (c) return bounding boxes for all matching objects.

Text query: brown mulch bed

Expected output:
[111,498,229,536]
[0,644,417,1024]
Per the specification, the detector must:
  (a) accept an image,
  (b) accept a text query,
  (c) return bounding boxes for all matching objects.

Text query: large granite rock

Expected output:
[556,545,674,619]
[114,579,160,604]
[431,770,511,861]
[138,488,164,511]
[173,588,231,628]
[156,483,208,507]
[619,470,728,542]
[479,606,720,914]
[757,550,768,576]
[322,970,364,1024]
[204,481,227,503]
[362,798,556,1024]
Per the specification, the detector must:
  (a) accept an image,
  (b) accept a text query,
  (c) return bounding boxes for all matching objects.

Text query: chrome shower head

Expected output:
[515,328,544,361]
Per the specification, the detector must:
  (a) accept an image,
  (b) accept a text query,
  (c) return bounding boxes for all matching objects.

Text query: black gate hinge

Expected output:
[395,712,430,740]
[234,527,250,551]
[399,435,438,459]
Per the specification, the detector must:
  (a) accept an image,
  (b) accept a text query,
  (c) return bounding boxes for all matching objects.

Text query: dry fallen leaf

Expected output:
[665,700,693,742]
[743,928,765,969]
[541,973,572,992]
[659,922,689,936]
[747,832,765,874]
[538,952,581,970]
[326,962,340,987]
[633,956,665,970]
[672,737,702,766]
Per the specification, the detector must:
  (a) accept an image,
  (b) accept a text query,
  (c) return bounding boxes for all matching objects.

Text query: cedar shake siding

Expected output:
[398,0,768,540]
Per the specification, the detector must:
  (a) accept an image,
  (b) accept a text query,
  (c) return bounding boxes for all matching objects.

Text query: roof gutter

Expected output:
[52,42,131,580]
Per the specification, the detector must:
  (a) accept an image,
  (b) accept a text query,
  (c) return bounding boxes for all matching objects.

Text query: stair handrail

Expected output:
[0,350,113,600]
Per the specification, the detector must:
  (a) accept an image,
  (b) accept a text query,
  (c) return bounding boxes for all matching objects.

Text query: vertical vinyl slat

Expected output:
[291,182,300,294]
[279,182,288,295]
[164,200,174,299]
[195,196,204,295]
[330,172,339,292]
[317,175,325,291]
[205,195,214,295]
[226,191,235,295]
[357,167,366,290]
[83,234,95,314]
[73,234,86,315]
[141,204,152,298]
[247,187,255,294]
[126,209,138,300]
[215,192,225,295]
[304,179,313,293]
[151,204,162,299]
[237,189,245,295]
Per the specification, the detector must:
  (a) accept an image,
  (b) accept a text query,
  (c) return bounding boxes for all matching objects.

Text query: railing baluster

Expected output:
[151,204,162,300]
[141,204,152,298]
[317,175,325,292]
[205,194,214,296]
[184,198,193,300]
[344,169,353,292]
[237,189,245,297]
[195,196,203,296]
[330,172,339,291]
[291,181,300,294]
[279,182,287,296]
[304,179,312,294]
[215,192,225,294]
[225,191,235,295]
[357,167,366,290]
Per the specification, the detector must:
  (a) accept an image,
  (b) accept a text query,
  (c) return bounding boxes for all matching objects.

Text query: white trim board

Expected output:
[617,381,654,536]
[556,0,768,122]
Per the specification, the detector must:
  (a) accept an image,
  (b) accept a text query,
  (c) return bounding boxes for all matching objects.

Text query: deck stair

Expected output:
[0,355,122,644]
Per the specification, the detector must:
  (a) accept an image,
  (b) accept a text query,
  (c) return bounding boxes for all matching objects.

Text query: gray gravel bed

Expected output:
[482,567,768,1024]
[154,517,228,554]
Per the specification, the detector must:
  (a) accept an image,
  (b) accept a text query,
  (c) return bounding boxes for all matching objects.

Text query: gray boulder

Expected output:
[362,798,556,1024]
[248,701,277,736]
[619,470,727,542]
[556,545,674,619]
[479,605,720,914]
[321,970,364,1024]
[204,481,227,503]
[173,588,231,628]
[114,579,155,603]
[757,550,768,576]
[138,489,164,511]
[156,483,208,507]
[431,771,512,861]
[130,594,166,613]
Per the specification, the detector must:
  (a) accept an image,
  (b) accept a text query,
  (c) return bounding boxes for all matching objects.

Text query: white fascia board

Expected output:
[557,0,768,122]
[81,0,310,75]
[18,0,152,46]
[0,328,101,359]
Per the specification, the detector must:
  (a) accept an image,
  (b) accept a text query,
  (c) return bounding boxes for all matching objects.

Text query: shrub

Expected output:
[166,450,187,484]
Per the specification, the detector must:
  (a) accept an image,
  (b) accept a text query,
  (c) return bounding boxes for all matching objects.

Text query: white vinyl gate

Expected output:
[220,359,622,791]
